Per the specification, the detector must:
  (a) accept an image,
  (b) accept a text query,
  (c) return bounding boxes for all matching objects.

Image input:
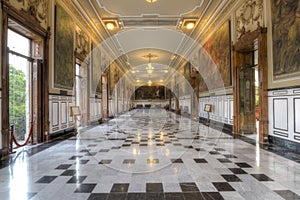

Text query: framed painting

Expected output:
[54,4,75,90]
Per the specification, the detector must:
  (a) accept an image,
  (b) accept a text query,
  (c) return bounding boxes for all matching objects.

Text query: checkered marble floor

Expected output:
[1,109,300,200]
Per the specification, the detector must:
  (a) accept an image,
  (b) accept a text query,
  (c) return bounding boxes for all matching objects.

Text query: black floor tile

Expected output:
[194,158,208,163]
[69,156,83,160]
[146,183,164,193]
[147,159,159,164]
[235,162,252,168]
[228,168,247,174]
[107,192,127,200]
[274,190,300,200]
[35,176,57,183]
[55,164,72,170]
[67,176,87,183]
[217,158,232,163]
[214,148,226,151]
[74,183,96,193]
[179,182,200,192]
[251,174,274,181]
[171,159,183,163]
[99,149,110,152]
[80,149,90,153]
[146,193,164,200]
[79,159,89,164]
[87,193,108,200]
[27,192,37,199]
[123,159,135,164]
[127,193,146,200]
[201,192,224,200]
[60,169,77,176]
[183,192,205,200]
[85,152,97,156]
[212,182,235,191]
[223,154,237,158]
[221,174,242,182]
[110,183,129,193]
[111,146,121,150]
[194,148,206,152]
[209,151,220,155]
[165,192,185,200]
[87,144,97,147]
[99,160,112,164]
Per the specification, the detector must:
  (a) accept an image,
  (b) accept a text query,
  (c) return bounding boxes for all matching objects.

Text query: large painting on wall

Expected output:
[54,4,75,90]
[272,0,300,77]
[201,21,231,91]
[135,86,166,100]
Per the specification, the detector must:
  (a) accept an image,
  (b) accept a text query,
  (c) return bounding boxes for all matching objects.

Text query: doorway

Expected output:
[7,29,33,146]
[233,28,268,143]
[238,50,259,140]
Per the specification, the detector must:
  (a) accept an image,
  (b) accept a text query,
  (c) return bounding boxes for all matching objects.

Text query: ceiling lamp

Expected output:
[146,0,157,3]
[103,19,122,31]
[178,18,197,30]
[147,80,152,86]
[106,22,115,30]
[186,22,195,30]
[143,53,158,74]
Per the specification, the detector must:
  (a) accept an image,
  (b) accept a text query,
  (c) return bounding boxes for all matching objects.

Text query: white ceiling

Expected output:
[73,0,230,85]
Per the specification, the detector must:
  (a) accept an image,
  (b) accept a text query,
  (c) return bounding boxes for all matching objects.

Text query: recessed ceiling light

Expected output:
[186,22,195,30]
[106,22,115,30]
[146,0,157,3]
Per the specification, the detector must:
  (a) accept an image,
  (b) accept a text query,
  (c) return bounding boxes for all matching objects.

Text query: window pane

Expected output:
[8,29,30,57]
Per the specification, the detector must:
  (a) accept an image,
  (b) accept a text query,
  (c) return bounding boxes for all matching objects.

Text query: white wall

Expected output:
[269,87,300,143]
[199,94,234,125]
[49,95,74,134]
[133,100,168,108]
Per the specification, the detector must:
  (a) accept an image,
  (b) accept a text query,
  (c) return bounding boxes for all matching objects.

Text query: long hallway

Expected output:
[1,109,299,200]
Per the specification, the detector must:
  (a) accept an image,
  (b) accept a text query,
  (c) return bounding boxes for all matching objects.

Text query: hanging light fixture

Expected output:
[147,80,152,86]
[143,53,158,74]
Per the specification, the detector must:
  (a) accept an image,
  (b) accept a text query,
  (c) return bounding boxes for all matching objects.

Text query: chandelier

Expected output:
[143,53,158,74]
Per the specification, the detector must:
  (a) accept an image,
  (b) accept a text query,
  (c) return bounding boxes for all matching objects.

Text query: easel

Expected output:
[204,104,212,126]
[70,106,81,135]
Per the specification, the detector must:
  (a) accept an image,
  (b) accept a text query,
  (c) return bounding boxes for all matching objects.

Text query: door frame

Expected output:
[233,27,269,143]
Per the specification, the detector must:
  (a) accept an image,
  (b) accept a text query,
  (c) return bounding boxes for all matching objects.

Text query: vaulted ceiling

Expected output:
[70,0,237,85]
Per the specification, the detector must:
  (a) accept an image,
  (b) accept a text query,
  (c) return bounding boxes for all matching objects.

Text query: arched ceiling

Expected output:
[71,0,237,85]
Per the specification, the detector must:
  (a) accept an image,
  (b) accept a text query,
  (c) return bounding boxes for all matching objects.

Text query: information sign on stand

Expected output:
[204,104,212,126]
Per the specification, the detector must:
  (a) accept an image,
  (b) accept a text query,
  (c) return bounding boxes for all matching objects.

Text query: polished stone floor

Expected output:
[0,109,300,200]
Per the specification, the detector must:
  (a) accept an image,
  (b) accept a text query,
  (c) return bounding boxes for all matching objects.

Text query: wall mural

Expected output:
[54,4,75,90]
[10,0,48,29]
[200,21,231,91]
[91,43,102,95]
[235,0,264,39]
[75,26,89,58]
[135,86,166,100]
[109,62,123,97]
[272,0,300,77]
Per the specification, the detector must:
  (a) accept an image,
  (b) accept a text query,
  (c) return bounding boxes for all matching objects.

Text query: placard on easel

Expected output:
[204,104,212,126]
[70,106,81,135]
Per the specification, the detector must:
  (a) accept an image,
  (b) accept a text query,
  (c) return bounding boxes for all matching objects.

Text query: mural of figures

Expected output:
[135,86,166,100]
[272,0,300,76]
[201,21,231,90]
[54,4,75,90]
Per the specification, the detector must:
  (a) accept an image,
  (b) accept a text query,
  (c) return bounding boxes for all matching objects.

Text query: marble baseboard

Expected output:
[269,135,300,154]
[199,117,233,134]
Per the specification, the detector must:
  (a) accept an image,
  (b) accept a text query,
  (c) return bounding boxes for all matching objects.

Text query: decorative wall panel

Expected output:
[49,95,74,134]
[54,4,75,90]
[273,99,288,131]
[199,95,233,125]
[269,88,300,143]
[90,97,102,122]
